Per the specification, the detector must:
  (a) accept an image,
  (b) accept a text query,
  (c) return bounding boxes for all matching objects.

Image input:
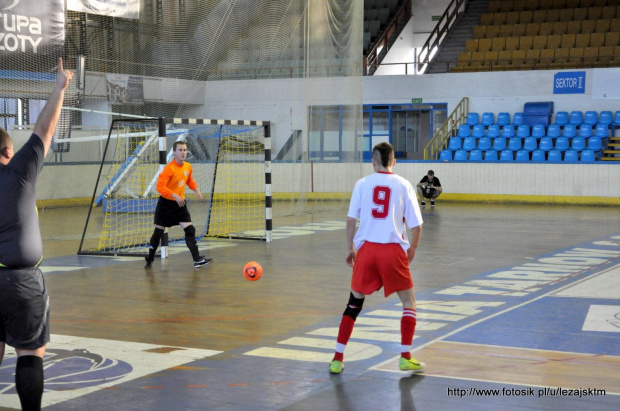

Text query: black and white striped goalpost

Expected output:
[264,122,272,242]
[159,118,272,250]
[157,117,169,257]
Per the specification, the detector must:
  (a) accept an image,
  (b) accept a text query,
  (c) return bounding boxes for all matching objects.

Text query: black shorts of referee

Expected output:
[0,267,50,350]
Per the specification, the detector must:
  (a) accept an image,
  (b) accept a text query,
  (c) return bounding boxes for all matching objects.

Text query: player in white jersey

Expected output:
[330,142,425,374]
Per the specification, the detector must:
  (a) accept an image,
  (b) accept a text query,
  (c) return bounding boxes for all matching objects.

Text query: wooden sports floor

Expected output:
[1,203,619,410]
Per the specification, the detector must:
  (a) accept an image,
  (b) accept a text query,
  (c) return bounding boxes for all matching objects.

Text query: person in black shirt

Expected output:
[416,170,442,207]
[0,58,73,411]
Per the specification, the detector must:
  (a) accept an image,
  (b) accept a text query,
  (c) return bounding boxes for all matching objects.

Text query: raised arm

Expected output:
[33,58,73,156]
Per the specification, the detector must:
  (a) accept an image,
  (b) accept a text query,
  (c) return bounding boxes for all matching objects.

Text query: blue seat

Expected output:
[513,113,524,126]
[580,149,596,162]
[539,137,553,151]
[562,124,577,138]
[439,149,452,161]
[481,112,495,126]
[523,137,537,151]
[555,137,569,151]
[458,124,470,137]
[448,137,462,150]
[587,137,602,151]
[501,125,515,137]
[515,150,530,162]
[598,111,613,125]
[516,125,530,138]
[578,125,592,137]
[484,149,498,162]
[466,112,479,126]
[571,137,586,151]
[613,111,620,126]
[478,137,492,151]
[531,124,546,137]
[472,124,486,137]
[546,124,561,138]
[595,123,609,138]
[487,124,500,138]
[454,149,468,161]
[499,149,514,161]
[508,137,522,151]
[463,137,477,151]
[531,150,546,162]
[548,149,562,162]
[492,137,507,151]
[564,149,579,162]
[583,111,598,126]
[569,111,583,125]
[469,149,483,161]
[554,111,569,126]
[497,112,511,126]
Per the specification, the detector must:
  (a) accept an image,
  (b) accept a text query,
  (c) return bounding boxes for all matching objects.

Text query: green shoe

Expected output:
[399,357,425,372]
[329,360,344,374]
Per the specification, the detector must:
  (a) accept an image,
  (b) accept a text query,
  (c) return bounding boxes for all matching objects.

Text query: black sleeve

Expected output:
[9,134,44,183]
[434,177,441,187]
[420,176,428,184]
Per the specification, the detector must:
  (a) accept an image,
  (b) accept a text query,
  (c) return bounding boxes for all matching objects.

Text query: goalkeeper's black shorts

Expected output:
[154,196,192,227]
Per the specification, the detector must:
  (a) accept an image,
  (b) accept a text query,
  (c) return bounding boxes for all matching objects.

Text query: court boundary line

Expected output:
[370,262,620,374]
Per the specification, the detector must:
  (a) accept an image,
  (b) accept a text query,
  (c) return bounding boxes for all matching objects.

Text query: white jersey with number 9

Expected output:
[348,171,423,252]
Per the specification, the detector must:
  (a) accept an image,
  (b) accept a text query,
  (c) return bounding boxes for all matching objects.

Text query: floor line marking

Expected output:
[428,340,620,358]
[370,260,620,373]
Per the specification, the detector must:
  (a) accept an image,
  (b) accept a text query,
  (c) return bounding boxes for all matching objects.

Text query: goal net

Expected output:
[1,0,363,248]
[78,118,270,256]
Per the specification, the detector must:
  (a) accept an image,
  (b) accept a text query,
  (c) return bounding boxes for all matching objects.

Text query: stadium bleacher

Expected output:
[440,108,617,162]
[452,0,620,72]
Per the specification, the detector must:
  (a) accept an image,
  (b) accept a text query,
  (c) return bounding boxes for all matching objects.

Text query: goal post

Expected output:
[78,117,272,257]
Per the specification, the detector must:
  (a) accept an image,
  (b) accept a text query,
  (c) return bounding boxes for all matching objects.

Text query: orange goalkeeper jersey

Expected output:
[156,160,198,200]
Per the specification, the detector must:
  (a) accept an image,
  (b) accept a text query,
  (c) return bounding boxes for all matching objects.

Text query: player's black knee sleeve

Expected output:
[343,292,365,320]
[184,225,197,247]
[150,228,165,249]
[183,225,200,260]
[16,355,43,411]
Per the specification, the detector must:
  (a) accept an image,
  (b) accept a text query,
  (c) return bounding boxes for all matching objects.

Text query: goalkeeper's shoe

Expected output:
[144,257,153,269]
[194,257,213,268]
[329,360,344,374]
[399,357,425,372]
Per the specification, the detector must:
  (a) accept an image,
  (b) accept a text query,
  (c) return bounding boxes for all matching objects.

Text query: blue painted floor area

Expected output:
[447,296,620,355]
[44,360,619,411]
[277,374,617,411]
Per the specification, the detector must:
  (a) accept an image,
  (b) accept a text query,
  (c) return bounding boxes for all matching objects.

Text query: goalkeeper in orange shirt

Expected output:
[145,141,211,269]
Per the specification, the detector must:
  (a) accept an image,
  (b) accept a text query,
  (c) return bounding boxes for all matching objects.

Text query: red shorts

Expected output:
[351,242,413,297]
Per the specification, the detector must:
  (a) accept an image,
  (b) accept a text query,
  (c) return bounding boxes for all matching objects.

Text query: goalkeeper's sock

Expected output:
[148,228,165,260]
[183,226,201,261]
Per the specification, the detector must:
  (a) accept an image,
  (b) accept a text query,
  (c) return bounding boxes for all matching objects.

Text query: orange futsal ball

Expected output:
[243,261,263,281]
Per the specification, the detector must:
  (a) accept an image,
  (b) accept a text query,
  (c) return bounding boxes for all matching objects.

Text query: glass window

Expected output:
[371,111,389,133]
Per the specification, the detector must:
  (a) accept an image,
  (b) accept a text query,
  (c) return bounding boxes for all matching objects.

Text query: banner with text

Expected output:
[553,71,586,94]
[0,0,65,71]
[68,0,140,19]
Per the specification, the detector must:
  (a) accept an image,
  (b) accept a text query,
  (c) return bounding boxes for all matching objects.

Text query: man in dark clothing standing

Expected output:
[0,58,73,411]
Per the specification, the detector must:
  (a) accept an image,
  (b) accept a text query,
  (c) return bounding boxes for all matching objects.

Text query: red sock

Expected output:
[400,308,417,359]
[333,315,355,362]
